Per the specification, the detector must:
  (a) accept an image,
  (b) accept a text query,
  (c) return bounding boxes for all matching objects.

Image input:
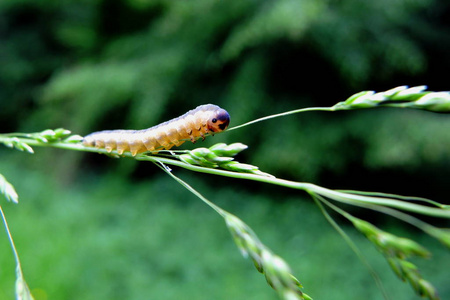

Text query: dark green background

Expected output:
[1,1,449,299]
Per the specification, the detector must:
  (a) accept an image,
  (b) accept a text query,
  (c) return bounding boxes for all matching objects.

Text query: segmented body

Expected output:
[83,104,230,156]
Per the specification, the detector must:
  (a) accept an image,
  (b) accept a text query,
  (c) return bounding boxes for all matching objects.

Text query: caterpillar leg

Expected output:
[129,141,143,156]
[116,135,129,155]
[142,135,158,152]
[95,140,105,148]
[154,131,172,149]
[104,138,116,153]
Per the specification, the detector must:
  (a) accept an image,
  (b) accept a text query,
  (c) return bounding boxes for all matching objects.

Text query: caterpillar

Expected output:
[83,104,230,156]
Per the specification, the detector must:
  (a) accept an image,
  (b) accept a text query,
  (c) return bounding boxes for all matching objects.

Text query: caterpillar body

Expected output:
[83,104,230,156]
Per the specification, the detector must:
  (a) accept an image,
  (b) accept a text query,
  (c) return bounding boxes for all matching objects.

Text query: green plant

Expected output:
[1,86,449,300]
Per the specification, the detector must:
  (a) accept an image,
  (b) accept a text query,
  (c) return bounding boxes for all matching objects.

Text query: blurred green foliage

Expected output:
[1,0,450,299]
[1,0,449,185]
[1,159,449,300]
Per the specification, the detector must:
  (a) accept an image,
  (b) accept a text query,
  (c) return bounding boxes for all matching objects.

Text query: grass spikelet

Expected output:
[179,143,274,177]
[351,218,439,300]
[0,174,19,204]
[333,85,450,112]
[225,214,308,300]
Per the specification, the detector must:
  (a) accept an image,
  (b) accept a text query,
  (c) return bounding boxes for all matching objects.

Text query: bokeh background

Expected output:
[1,0,449,299]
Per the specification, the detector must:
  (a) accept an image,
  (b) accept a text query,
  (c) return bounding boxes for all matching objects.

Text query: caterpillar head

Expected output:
[208,108,230,133]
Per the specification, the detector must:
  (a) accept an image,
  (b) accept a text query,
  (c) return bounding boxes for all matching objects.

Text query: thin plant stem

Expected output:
[227,107,334,131]
[0,206,22,269]
[310,193,389,300]
[153,161,308,300]
[336,190,449,209]
[1,137,448,218]
[152,161,227,218]
[0,205,33,300]
[333,199,448,245]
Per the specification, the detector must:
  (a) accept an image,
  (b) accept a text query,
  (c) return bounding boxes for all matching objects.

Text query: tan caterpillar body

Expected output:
[83,104,230,156]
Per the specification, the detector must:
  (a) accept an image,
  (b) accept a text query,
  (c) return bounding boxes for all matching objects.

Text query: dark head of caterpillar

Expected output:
[208,108,230,133]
